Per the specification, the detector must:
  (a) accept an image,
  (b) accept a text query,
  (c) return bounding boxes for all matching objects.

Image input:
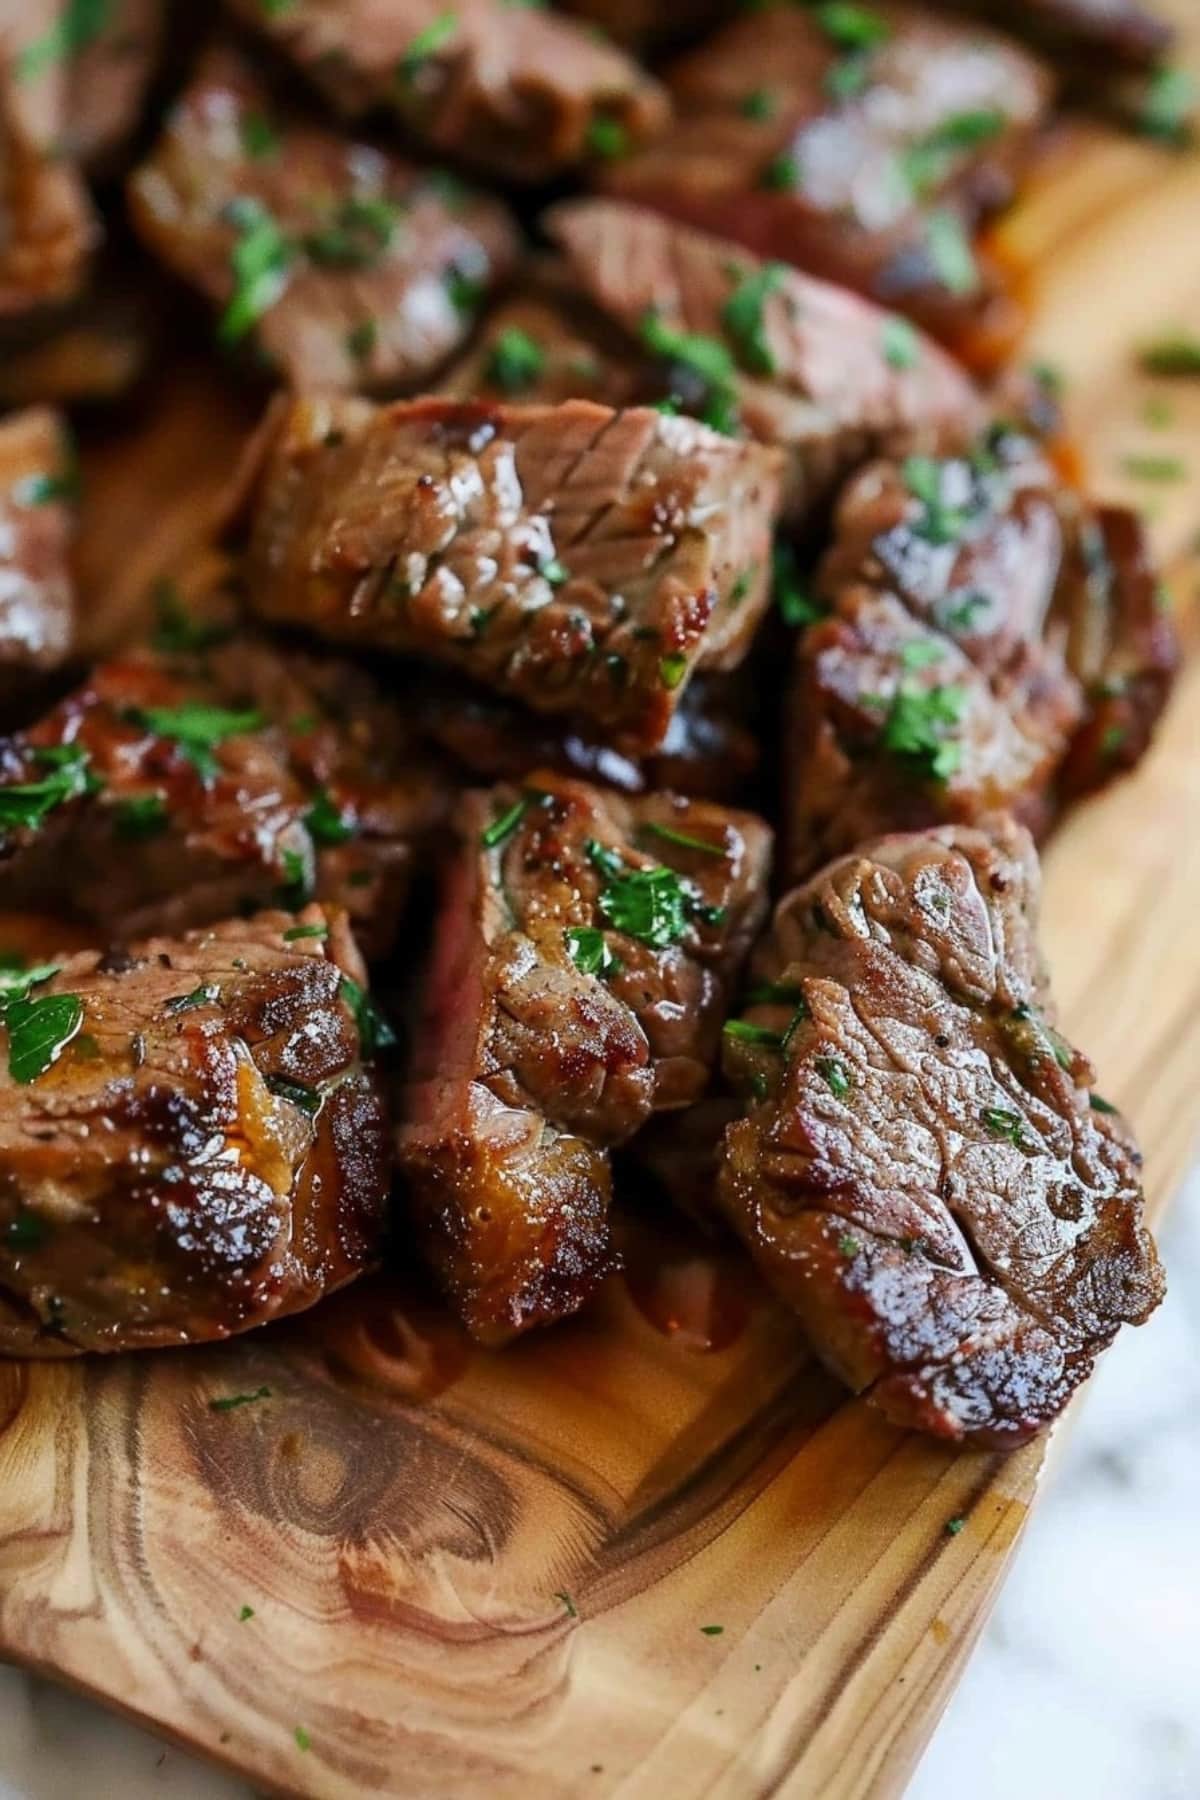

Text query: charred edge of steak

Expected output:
[398,771,772,1342]
[718,822,1164,1447]
[0,907,392,1356]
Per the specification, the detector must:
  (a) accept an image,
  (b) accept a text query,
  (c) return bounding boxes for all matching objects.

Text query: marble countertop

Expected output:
[2,1183,1196,1800]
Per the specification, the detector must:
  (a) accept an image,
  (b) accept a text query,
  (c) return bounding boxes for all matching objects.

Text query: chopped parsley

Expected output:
[980,1106,1028,1149]
[774,542,823,628]
[639,821,726,858]
[480,795,530,849]
[816,1056,852,1099]
[838,1234,860,1256]
[554,1590,578,1618]
[740,87,777,121]
[16,0,111,82]
[305,788,356,846]
[266,1074,321,1116]
[565,926,622,979]
[940,591,990,632]
[164,983,220,1015]
[218,198,292,344]
[586,840,692,949]
[925,210,979,297]
[587,117,629,160]
[812,2,889,52]
[878,682,967,782]
[0,745,95,833]
[881,315,920,370]
[4,992,84,1084]
[114,793,168,840]
[539,555,569,585]
[398,10,458,84]
[945,1516,965,1537]
[723,1019,785,1048]
[345,319,377,362]
[759,149,801,192]
[486,326,546,394]
[1121,453,1187,483]
[1139,332,1200,376]
[745,982,804,1006]
[1139,64,1195,146]
[658,653,688,690]
[238,1605,255,1622]
[640,309,740,436]
[129,703,265,779]
[283,922,329,942]
[899,109,1005,199]
[303,195,401,269]
[294,1727,312,1753]
[1089,1092,1118,1116]
[208,1384,272,1413]
[240,112,280,160]
[900,639,944,671]
[340,975,397,1058]
[699,1623,725,1637]
[902,455,974,545]
[151,580,232,654]
[722,263,786,377]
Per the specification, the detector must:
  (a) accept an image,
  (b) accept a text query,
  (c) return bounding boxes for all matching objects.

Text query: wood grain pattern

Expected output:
[3,26,1200,1795]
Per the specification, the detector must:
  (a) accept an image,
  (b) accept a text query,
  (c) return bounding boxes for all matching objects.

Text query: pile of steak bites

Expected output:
[0,0,1183,1445]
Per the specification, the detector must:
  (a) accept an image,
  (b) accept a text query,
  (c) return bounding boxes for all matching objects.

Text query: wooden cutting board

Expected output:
[3,20,1200,1796]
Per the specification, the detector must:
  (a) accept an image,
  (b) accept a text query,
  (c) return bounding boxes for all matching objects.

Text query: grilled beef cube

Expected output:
[1053,504,1181,798]
[0,408,76,700]
[415,670,760,804]
[0,906,390,1355]
[719,822,1164,1447]
[604,3,1052,361]
[245,395,784,752]
[128,47,519,394]
[0,577,450,952]
[398,772,772,1341]
[546,200,986,520]
[224,0,668,184]
[557,1,724,49]
[783,434,1178,878]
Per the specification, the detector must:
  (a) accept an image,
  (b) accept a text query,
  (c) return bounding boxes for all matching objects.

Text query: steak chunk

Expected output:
[398,772,771,1341]
[244,395,784,751]
[605,3,1052,360]
[0,407,76,699]
[546,200,985,520]
[0,560,451,952]
[224,0,669,183]
[12,0,165,171]
[129,46,520,393]
[0,906,390,1355]
[0,58,96,317]
[784,432,1177,878]
[719,823,1164,1446]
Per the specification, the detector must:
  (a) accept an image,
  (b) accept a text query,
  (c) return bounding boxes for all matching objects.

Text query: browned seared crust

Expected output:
[0,907,390,1355]
[244,395,784,752]
[224,0,669,183]
[604,2,1052,354]
[719,822,1165,1447]
[398,771,772,1342]
[0,563,452,953]
[129,45,520,394]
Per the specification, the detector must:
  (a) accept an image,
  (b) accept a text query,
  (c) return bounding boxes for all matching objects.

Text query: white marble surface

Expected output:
[1,1185,1197,1800]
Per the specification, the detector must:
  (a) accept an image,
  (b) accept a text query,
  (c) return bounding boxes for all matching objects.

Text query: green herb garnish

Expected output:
[723,1019,785,1048]
[722,263,786,377]
[481,795,529,849]
[208,1384,272,1413]
[266,1074,321,1116]
[283,922,330,943]
[4,992,83,1083]
[587,117,629,160]
[565,926,622,979]
[881,315,920,370]
[164,983,220,1015]
[639,821,725,858]
[340,975,397,1057]
[129,703,265,780]
[398,10,458,84]
[586,840,691,949]
[878,682,967,781]
[816,1056,852,1099]
[218,198,292,344]
[925,209,979,296]
[0,745,94,833]
[1140,64,1195,146]
[114,793,168,840]
[17,0,111,82]
[303,196,401,269]
[981,1106,1028,1149]
[305,788,356,846]
[486,326,546,394]
[1139,333,1200,376]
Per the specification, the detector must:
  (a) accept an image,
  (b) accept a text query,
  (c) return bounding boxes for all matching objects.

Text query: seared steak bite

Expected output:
[129,47,519,393]
[398,771,772,1341]
[12,0,165,171]
[0,562,451,952]
[245,395,785,751]
[719,823,1164,1446]
[224,0,669,183]
[546,200,986,519]
[0,65,96,317]
[604,3,1052,359]
[0,407,76,697]
[0,906,391,1355]
[783,432,1177,878]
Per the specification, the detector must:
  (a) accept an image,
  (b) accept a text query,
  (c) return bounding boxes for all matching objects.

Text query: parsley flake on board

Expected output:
[1139,333,1200,376]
